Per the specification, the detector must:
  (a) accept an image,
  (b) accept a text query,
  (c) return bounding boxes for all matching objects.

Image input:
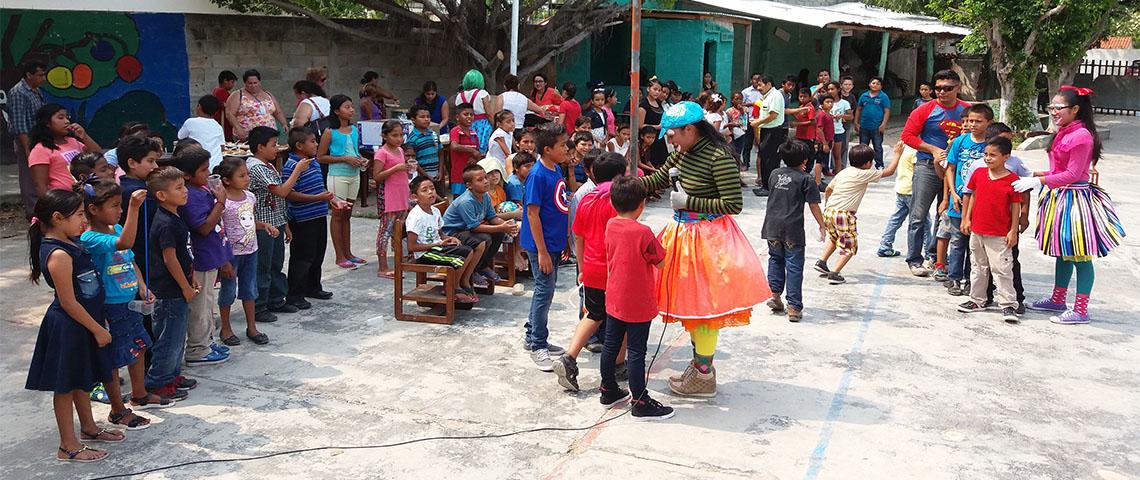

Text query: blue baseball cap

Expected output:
[659,101,704,139]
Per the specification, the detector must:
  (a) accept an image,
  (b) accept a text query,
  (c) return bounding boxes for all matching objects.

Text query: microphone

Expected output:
[669,167,681,192]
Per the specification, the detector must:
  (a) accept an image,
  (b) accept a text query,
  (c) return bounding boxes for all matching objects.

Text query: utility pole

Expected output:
[628,0,641,174]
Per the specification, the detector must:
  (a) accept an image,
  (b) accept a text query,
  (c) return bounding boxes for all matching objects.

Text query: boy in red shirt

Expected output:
[553,153,628,392]
[816,96,836,182]
[449,103,484,197]
[598,175,674,420]
[957,137,1021,323]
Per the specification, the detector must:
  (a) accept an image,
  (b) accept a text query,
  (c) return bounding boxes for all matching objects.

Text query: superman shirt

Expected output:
[901,99,969,163]
[80,225,141,304]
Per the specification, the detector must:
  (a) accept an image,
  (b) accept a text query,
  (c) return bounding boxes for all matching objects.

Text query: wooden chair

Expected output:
[433,199,498,295]
[392,216,472,324]
[492,236,520,288]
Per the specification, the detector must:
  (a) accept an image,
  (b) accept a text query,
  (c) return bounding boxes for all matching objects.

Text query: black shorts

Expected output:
[415,245,472,268]
[580,286,607,321]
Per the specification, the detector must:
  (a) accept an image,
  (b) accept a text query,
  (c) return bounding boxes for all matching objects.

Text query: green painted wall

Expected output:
[752,19,834,83]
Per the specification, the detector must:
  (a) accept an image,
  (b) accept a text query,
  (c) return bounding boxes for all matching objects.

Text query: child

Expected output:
[80,181,171,427]
[506,151,535,205]
[598,175,673,420]
[373,120,415,278]
[488,111,515,166]
[406,176,482,303]
[942,104,994,293]
[914,81,934,110]
[636,126,658,175]
[854,76,891,168]
[814,144,900,284]
[27,189,125,462]
[406,104,444,194]
[728,92,751,169]
[569,131,593,189]
[957,137,1022,323]
[172,147,233,366]
[972,123,1032,312]
[448,103,483,197]
[792,88,825,185]
[816,96,836,185]
[70,153,115,183]
[585,89,609,145]
[319,94,367,269]
[213,157,268,345]
[177,95,226,169]
[478,157,515,220]
[606,123,631,157]
[441,164,519,288]
[573,115,593,137]
[118,135,163,272]
[283,128,338,308]
[520,126,571,370]
[763,141,826,321]
[247,126,305,319]
[702,92,729,141]
[143,167,199,401]
[827,81,853,176]
[553,153,627,391]
[876,142,920,258]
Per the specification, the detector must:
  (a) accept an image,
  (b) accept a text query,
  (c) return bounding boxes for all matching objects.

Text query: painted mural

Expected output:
[1,10,189,147]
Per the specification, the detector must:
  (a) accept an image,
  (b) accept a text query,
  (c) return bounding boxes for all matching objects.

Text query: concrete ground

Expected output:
[1,118,1138,480]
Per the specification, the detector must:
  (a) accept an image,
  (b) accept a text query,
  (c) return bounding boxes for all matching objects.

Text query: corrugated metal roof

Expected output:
[1098,37,1134,49]
[688,0,971,36]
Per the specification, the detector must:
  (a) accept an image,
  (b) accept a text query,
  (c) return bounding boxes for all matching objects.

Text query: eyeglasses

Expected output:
[1046,104,1073,112]
[933,84,958,92]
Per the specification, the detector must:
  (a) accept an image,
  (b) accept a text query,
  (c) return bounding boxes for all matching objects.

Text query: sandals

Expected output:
[108,409,151,430]
[246,331,270,345]
[220,334,241,346]
[58,446,107,463]
[80,428,125,443]
[348,256,368,265]
[130,394,175,410]
[336,260,360,269]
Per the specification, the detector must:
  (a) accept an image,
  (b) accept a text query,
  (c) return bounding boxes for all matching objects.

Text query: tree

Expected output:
[210,0,626,87]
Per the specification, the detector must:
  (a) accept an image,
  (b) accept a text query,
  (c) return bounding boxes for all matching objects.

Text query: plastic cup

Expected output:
[128,300,155,316]
[207,174,222,191]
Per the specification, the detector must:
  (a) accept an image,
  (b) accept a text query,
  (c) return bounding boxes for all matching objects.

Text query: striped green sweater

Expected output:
[642,137,743,215]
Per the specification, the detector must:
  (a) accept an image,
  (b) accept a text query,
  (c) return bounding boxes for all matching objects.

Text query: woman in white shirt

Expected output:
[495,74,546,134]
[291,80,331,135]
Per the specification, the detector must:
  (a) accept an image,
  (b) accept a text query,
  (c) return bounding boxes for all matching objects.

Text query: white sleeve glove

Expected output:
[670,183,689,210]
[1012,177,1039,193]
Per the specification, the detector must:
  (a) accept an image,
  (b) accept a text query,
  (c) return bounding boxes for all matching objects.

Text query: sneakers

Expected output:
[286,298,312,310]
[932,266,948,282]
[186,349,228,366]
[1050,309,1090,325]
[957,301,985,313]
[813,260,830,274]
[909,264,931,277]
[552,354,580,391]
[668,366,716,397]
[1015,303,1026,315]
[825,272,846,285]
[787,307,803,322]
[584,343,603,353]
[254,310,278,323]
[148,384,188,401]
[546,343,566,356]
[175,375,198,391]
[766,296,785,313]
[752,187,770,197]
[877,249,900,257]
[210,342,229,355]
[1028,297,1068,313]
[599,385,631,408]
[947,280,969,296]
[268,303,299,314]
[1001,307,1019,323]
[530,348,554,372]
[90,383,110,404]
[669,362,697,383]
[631,396,675,421]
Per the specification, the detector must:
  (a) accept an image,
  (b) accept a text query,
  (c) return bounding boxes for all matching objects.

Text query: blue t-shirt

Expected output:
[406,128,441,175]
[441,189,497,235]
[946,134,986,218]
[520,160,569,253]
[80,225,139,304]
[505,174,525,203]
[149,207,193,299]
[857,91,891,129]
[179,185,233,271]
[282,153,329,222]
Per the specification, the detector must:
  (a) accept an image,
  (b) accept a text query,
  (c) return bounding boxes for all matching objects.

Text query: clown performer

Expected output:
[1013,86,1125,325]
[641,101,770,397]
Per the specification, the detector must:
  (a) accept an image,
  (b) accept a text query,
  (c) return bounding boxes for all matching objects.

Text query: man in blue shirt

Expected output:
[854,76,891,169]
[442,164,519,286]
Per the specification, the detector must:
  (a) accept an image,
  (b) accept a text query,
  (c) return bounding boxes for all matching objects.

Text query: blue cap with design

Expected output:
[659,101,705,139]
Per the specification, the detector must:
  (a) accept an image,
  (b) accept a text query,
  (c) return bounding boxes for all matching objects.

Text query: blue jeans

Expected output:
[219,253,258,306]
[859,128,885,168]
[145,297,187,390]
[906,161,943,266]
[525,250,558,350]
[255,229,288,312]
[600,315,650,400]
[767,240,805,311]
[878,194,911,254]
[945,216,969,280]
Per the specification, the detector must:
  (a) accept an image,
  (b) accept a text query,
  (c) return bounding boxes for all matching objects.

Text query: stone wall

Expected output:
[184,14,471,120]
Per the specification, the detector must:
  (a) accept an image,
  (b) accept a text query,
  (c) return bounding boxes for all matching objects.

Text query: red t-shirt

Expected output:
[605,217,666,323]
[570,182,616,289]
[449,126,479,184]
[795,104,817,141]
[213,86,233,141]
[966,168,1021,236]
[560,99,582,133]
[817,110,835,143]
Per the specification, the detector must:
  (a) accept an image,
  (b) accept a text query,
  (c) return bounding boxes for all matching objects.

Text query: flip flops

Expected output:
[57,446,107,463]
[80,428,125,443]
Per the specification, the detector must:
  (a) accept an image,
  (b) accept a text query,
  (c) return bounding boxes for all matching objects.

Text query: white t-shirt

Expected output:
[500,90,528,127]
[826,167,882,212]
[456,89,489,115]
[704,111,729,135]
[300,96,331,122]
[178,117,225,169]
[830,99,851,135]
[406,205,443,259]
[488,128,513,161]
[607,137,629,156]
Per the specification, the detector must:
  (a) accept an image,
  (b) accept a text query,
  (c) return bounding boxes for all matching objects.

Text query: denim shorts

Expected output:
[105,303,152,369]
[219,253,258,306]
[834,131,847,143]
[936,212,960,239]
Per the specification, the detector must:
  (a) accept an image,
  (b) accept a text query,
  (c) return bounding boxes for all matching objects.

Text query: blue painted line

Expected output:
[803,278,886,480]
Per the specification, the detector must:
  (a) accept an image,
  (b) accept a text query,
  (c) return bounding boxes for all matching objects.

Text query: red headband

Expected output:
[1060,85,1095,96]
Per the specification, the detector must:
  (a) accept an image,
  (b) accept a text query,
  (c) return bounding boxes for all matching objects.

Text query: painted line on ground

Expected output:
[803,277,886,480]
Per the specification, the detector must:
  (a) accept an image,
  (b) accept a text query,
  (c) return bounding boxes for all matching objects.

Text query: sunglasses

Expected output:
[933,84,958,92]
[1046,104,1073,112]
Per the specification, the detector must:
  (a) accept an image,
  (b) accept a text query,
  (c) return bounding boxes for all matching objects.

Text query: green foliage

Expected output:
[212,0,376,18]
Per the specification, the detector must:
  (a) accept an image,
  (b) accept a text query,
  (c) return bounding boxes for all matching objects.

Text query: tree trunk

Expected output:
[1047,63,1079,96]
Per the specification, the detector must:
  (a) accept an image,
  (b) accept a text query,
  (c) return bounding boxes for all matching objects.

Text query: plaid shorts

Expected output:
[823,208,859,256]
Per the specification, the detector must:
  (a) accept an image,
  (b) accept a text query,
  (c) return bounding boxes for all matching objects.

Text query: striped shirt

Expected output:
[282,153,329,222]
[406,128,441,175]
[642,137,742,215]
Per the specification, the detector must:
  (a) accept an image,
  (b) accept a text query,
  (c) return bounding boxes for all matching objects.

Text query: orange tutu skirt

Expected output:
[655,214,770,331]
